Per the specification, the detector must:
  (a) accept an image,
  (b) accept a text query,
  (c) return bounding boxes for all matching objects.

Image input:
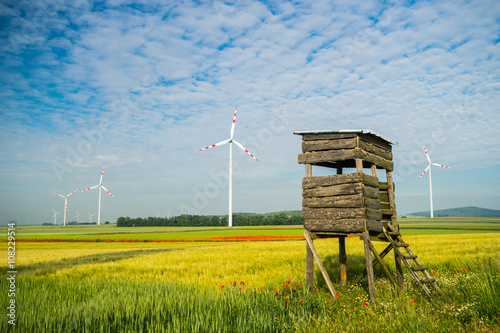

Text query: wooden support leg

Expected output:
[363,231,377,306]
[306,239,314,289]
[339,236,347,287]
[304,230,338,301]
[395,252,404,289]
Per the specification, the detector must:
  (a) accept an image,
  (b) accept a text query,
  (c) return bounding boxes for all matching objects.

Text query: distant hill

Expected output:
[405,206,500,218]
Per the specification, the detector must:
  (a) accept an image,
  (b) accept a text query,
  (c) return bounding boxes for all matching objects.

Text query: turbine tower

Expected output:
[75,210,82,223]
[419,145,451,218]
[51,189,78,226]
[52,209,61,225]
[81,165,115,225]
[199,107,258,227]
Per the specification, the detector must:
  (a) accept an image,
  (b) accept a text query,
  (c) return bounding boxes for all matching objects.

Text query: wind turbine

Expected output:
[154,210,161,218]
[75,210,82,223]
[199,107,258,227]
[419,145,451,218]
[51,189,78,226]
[52,209,61,225]
[88,212,94,223]
[164,208,171,219]
[81,165,116,225]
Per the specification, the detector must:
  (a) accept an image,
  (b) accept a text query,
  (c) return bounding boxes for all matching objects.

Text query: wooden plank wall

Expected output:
[302,173,383,233]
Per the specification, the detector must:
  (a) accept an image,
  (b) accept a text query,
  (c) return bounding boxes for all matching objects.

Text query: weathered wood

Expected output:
[371,163,377,177]
[304,218,383,233]
[387,171,398,228]
[356,148,394,171]
[368,241,399,289]
[355,158,363,173]
[351,244,393,287]
[301,133,357,141]
[380,203,391,210]
[298,149,357,164]
[359,139,393,160]
[305,164,312,177]
[306,239,314,289]
[339,236,347,287]
[359,133,392,151]
[379,182,389,191]
[304,230,338,301]
[302,137,357,152]
[379,193,389,203]
[302,173,379,190]
[302,207,382,220]
[363,231,377,306]
[303,195,380,209]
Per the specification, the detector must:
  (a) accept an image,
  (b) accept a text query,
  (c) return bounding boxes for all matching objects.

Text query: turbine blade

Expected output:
[199,139,230,151]
[101,185,116,198]
[99,165,106,184]
[233,140,259,161]
[422,145,431,163]
[432,163,450,169]
[419,164,430,179]
[51,192,64,198]
[66,189,79,197]
[81,185,99,192]
[230,107,237,139]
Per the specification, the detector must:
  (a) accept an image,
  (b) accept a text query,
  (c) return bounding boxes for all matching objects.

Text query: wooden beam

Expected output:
[363,231,377,306]
[371,164,377,178]
[298,149,358,165]
[359,139,393,160]
[304,218,383,233]
[356,148,394,171]
[306,239,314,289]
[302,137,357,152]
[304,230,338,301]
[359,133,392,151]
[305,164,312,178]
[302,173,379,190]
[339,236,347,287]
[303,195,381,209]
[300,133,357,141]
[302,207,382,221]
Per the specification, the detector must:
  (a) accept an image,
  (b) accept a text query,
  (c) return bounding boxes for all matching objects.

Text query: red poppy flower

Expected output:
[410,299,415,304]
[335,293,339,297]
[362,302,368,307]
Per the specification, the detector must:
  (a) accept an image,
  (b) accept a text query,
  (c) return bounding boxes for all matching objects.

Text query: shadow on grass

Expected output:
[2,245,214,277]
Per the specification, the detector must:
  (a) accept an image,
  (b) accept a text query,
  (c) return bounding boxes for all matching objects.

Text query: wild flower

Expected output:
[362,302,368,307]
[335,293,339,297]
[410,299,415,304]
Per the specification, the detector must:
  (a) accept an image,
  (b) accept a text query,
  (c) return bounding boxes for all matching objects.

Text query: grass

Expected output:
[1,222,499,332]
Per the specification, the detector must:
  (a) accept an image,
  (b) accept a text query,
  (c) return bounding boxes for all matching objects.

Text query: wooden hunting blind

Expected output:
[294,130,439,305]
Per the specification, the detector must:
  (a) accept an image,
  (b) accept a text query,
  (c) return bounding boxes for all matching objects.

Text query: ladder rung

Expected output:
[411,266,427,272]
[420,278,436,284]
[403,255,418,260]
[395,243,409,247]
[388,231,400,236]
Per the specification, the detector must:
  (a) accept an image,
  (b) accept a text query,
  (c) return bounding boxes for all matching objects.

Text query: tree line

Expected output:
[116,212,303,227]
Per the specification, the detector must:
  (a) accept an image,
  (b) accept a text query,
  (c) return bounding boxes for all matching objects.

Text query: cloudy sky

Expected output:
[1,0,499,225]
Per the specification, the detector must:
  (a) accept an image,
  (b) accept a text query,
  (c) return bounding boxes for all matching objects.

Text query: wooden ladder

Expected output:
[382,223,440,296]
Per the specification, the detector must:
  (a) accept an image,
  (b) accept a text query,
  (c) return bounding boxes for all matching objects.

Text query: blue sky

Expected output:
[0,0,499,225]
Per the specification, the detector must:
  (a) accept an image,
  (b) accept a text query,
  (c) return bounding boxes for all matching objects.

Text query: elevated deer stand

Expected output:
[295,130,439,306]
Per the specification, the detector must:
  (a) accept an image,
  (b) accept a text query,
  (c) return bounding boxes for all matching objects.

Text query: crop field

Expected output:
[1,219,500,332]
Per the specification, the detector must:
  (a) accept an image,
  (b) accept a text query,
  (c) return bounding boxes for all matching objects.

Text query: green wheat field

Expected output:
[1,217,499,332]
